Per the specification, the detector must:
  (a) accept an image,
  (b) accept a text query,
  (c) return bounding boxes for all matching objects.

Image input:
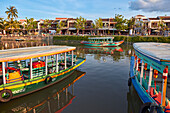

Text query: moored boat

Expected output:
[129,42,170,113]
[81,37,124,47]
[0,45,86,102]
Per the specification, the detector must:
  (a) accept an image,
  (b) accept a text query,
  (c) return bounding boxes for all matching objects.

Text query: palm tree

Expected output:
[82,17,87,35]
[41,19,51,33]
[94,18,103,35]
[5,20,20,34]
[0,18,7,34]
[5,6,18,22]
[59,21,65,35]
[25,17,38,35]
[158,19,165,35]
[75,16,83,34]
[127,17,135,35]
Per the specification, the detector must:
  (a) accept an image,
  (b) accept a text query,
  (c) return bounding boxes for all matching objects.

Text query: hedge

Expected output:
[53,35,170,43]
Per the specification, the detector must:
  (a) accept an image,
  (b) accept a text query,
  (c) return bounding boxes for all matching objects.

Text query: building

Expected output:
[134,15,170,35]
[98,18,117,35]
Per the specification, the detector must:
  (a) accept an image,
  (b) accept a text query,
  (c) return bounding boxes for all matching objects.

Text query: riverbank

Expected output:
[53,35,170,43]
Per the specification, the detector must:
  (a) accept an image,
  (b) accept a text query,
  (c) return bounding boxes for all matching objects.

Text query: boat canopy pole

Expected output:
[56,54,58,73]
[148,66,153,93]
[2,62,6,84]
[161,66,168,107]
[136,58,138,71]
[30,58,33,79]
[140,61,144,85]
[64,52,67,69]
[45,56,48,75]
[72,50,74,66]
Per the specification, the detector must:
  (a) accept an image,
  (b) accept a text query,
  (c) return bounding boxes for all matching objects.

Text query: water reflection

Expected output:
[0,70,86,113]
[75,46,133,62]
[127,84,143,113]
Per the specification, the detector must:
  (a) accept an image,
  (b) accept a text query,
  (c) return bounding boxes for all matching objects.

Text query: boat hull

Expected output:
[81,40,124,47]
[0,58,86,102]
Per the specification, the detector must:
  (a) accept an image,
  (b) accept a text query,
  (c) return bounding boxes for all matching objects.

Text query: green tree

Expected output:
[41,19,51,33]
[0,18,8,34]
[5,6,18,22]
[94,18,103,35]
[82,17,87,35]
[127,17,135,34]
[58,21,65,34]
[158,19,165,35]
[114,14,127,35]
[5,20,20,34]
[75,16,83,34]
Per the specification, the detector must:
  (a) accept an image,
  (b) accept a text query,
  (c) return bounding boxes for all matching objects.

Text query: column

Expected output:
[56,54,58,73]
[72,50,74,66]
[45,56,48,75]
[2,62,6,84]
[64,52,67,69]
[148,66,153,93]
[30,58,33,79]
[140,61,144,85]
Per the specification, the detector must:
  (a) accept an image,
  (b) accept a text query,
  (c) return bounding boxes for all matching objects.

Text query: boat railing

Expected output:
[132,53,170,111]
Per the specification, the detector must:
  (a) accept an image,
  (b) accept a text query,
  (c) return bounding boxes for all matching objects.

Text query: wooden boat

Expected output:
[0,46,86,102]
[0,70,86,112]
[129,42,170,113]
[80,37,124,47]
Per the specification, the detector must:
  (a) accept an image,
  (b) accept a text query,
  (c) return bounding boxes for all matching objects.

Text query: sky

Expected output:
[0,0,170,20]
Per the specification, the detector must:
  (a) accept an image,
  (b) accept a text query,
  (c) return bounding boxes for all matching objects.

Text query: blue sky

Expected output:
[0,0,170,20]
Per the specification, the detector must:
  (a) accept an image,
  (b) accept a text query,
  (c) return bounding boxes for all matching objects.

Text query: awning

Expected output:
[68,28,76,30]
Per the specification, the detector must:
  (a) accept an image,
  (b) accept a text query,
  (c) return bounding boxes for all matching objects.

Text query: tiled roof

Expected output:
[148,18,159,20]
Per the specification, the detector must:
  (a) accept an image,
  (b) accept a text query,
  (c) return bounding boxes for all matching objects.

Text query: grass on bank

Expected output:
[53,35,170,43]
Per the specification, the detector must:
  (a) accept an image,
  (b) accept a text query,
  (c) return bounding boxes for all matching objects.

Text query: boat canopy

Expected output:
[0,46,76,62]
[88,37,114,40]
[133,43,170,62]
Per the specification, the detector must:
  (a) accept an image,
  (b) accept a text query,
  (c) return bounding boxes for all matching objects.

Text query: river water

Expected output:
[0,40,142,113]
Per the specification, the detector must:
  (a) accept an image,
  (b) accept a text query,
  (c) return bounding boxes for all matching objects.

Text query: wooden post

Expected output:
[148,66,153,93]
[64,52,67,69]
[30,58,33,79]
[47,101,51,113]
[56,54,58,73]
[45,56,48,75]
[72,84,74,95]
[58,94,60,109]
[2,62,6,84]
[72,50,74,66]
[140,61,144,85]
[66,88,68,102]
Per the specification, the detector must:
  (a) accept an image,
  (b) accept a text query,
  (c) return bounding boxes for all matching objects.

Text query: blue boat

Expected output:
[81,37,124,47]
[129,42,170,113]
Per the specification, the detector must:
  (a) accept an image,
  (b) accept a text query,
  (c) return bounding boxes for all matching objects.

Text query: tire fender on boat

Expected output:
[45,76,52,84]
[128,78,132,86]
[0,89,13,102]
[139,102,161,113]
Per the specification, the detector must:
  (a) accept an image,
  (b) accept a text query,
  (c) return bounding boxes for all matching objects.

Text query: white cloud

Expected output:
[129,0,170,12]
